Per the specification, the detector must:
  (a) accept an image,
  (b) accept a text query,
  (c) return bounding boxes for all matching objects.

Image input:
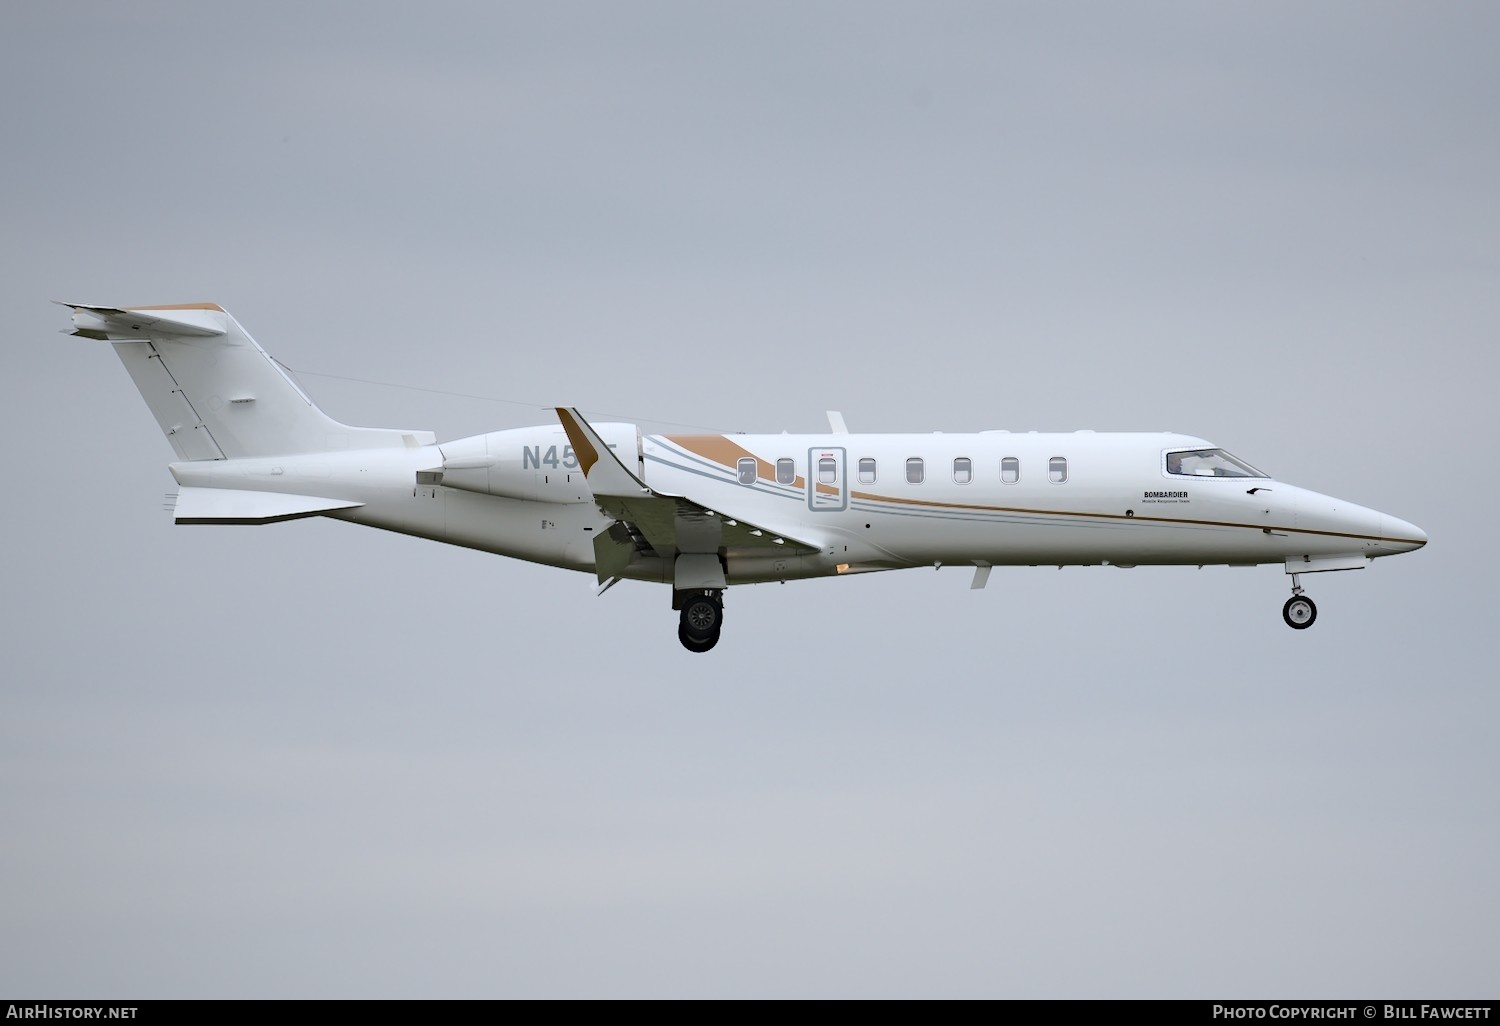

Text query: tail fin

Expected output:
[62,302,434,460]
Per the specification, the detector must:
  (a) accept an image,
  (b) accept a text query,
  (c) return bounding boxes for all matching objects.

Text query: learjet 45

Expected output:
[64,302,1427,652]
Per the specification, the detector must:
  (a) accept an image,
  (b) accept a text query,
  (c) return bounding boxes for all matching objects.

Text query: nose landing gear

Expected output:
[1282,574,1317,630]
[677,590,724,652]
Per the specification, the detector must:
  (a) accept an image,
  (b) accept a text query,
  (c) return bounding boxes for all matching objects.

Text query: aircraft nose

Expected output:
[1381,514,1428,550]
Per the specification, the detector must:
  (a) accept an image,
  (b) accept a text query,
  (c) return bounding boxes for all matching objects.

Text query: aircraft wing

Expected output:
[555,408,822,573]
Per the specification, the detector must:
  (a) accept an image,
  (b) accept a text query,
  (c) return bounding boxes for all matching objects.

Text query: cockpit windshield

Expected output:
[1165,448,1268,479]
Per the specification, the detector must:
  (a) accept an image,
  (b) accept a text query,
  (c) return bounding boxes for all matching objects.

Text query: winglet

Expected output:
[555,407,651,497]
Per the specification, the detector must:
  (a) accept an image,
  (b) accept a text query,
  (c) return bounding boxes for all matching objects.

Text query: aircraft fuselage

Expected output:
[168,426,1425,586]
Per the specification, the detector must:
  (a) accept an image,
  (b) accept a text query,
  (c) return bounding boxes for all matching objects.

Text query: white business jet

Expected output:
[64,302,1427,652]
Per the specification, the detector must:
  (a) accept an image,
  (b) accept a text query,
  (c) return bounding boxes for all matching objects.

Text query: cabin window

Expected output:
[1049,457,1068,484]
[818,457,838,484]
[906,458,925,484]
[737,457,758,485]
[1001,456,1020,484]
[953,457,973,484]
[776,458,795,485]
[857,457,877,484]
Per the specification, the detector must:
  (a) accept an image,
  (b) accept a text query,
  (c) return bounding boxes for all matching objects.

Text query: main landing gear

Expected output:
[1282,574,1317,630]
[677,589,724,653]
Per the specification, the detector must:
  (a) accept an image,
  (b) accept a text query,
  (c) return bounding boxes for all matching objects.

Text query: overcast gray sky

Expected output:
[3,0,1496,998]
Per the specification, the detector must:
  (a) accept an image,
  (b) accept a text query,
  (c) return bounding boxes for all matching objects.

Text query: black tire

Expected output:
[1283,595,1317,630]
[678,624,719,653]
[679,595,722,640]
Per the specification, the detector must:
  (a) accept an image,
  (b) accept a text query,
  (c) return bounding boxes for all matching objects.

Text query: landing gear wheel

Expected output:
[680,595,722,639]
[678,625,719,653]
[1283,594,1317,630]
[678,593,723,653]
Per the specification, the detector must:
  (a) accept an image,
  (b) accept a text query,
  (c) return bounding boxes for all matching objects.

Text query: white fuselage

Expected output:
[168,425,1427,585]
[64,301,1427,647]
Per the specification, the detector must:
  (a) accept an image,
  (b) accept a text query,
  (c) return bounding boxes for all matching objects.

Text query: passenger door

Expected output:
[807,447,847,512]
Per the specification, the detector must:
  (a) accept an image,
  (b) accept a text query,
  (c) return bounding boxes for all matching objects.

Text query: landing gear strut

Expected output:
[677,590,724,653]
[1282,574,1317,630]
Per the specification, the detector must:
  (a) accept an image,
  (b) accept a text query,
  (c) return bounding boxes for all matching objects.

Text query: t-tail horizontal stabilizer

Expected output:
[62,302,228,339]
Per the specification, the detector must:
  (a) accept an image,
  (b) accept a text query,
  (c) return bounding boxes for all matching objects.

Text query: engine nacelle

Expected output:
[433,423,641,502]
